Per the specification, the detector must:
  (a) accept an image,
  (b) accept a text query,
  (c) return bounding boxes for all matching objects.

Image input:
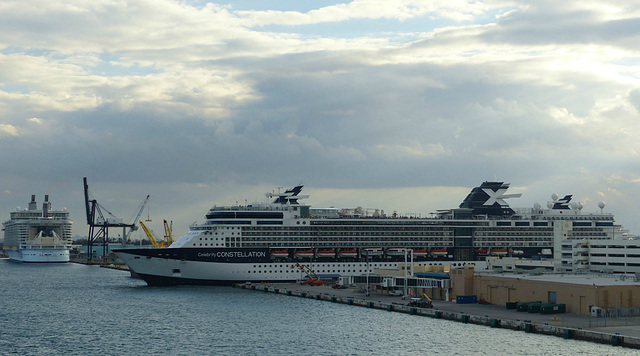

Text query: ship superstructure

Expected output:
[2,195,73,262]
[114,182,636,286]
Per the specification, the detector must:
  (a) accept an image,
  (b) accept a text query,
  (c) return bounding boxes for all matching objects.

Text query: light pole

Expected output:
[365,253,370,297]
[403,248,410,297]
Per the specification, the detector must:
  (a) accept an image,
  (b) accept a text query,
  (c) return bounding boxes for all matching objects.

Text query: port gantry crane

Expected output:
[83,177,149,263]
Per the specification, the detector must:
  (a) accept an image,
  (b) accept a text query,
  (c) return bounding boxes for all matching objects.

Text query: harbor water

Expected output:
[0,259,635,355]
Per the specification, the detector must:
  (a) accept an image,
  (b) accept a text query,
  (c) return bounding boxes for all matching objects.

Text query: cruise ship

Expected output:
[2,195,73,263]
[114,182,636,285]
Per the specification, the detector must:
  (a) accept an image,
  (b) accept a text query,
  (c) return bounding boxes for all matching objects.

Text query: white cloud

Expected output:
[235,0,493,26]
[0,123,18,136]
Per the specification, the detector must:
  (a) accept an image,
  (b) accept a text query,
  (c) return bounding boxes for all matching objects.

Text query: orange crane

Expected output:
[295,263,323,286]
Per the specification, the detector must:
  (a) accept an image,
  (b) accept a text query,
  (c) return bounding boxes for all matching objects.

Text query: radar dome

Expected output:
[534,203,541,210]
[570,202,578,210]
[577,202,584,210]
[598,201,606,209]
[547,202,554,209]
[552,193,558,201]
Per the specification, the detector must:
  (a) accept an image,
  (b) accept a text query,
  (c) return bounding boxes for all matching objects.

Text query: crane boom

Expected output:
[124,195,150,242]
[295,263,323,285]
[139,221,162,248]
[163,219,173,246]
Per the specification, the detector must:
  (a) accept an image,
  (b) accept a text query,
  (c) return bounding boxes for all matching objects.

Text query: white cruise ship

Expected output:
[114,182,636,286]
[2,195,73,263]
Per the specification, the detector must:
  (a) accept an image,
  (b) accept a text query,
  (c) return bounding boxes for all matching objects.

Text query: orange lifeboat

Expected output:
[430,248,448,257]
[295,249,314,258]
[490,248,508,256]
[317,249,336,258]
[270,250,289,258]
[412,249,428,257]
[474,248,488,255]
[338,249,357,258]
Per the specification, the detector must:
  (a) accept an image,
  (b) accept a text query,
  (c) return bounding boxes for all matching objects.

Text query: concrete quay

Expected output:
[235,282,640,349]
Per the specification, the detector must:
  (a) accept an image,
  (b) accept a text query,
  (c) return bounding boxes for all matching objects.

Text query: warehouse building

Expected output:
[450,268,640,315]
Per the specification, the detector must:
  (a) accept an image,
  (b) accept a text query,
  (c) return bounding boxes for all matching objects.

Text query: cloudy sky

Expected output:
[2,0,640,239]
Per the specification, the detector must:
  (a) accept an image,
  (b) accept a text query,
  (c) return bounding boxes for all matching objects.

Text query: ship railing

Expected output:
[19,244,71,250]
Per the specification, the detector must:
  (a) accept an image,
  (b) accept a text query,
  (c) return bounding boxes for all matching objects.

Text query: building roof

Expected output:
[477,272,639,286]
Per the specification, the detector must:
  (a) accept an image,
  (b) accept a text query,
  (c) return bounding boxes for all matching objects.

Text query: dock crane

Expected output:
[295,263,323,286]
[163,219,173,247]
[123,195,150,244]
[83,177,140,263]
[83,177,147,263]
[139,221,163,248]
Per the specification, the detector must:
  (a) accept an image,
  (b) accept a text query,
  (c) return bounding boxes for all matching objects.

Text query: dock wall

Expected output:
[236,283,640,349]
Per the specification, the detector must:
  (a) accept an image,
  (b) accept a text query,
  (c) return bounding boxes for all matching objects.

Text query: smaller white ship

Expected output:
[2,195,73,263]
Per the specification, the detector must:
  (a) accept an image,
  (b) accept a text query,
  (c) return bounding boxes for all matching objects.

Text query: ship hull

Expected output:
[7,247,70,263]
[114,247,483,286]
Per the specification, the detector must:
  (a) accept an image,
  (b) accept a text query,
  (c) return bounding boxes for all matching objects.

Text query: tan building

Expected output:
[450,268,640,315]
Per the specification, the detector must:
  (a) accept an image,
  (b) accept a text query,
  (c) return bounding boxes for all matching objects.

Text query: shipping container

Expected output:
[456,295,477,304]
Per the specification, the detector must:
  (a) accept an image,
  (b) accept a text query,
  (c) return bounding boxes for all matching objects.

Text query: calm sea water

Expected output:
[0,259,634,356]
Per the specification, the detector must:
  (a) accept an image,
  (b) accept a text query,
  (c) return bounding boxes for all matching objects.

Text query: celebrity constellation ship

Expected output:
[114,181,639,286]
[2,195,73,263]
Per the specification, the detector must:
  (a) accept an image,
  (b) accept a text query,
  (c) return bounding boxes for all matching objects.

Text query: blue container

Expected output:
[456,295,478,304]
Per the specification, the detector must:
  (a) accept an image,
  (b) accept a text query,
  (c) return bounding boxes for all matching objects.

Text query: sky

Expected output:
[1,0,640,239]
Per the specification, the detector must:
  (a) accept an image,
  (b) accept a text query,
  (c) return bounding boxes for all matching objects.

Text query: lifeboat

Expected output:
[361,247,383,256]
[270,250,289,258]
[412,249,429,257]
[513,249,524,255]
[474,248,488,255]
[295,249,314,259]
[490,248,508,256]
[430,248,448,257]
[317,249,336,258]
[385,247,407,256]
[338,249,358,258]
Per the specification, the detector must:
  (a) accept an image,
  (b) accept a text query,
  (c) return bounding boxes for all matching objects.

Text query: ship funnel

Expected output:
[29,195,37,210]
[42,195,51,217]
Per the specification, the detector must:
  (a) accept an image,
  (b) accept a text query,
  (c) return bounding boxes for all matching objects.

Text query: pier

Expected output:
[235,282,640,349]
